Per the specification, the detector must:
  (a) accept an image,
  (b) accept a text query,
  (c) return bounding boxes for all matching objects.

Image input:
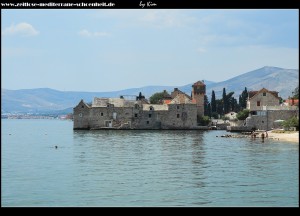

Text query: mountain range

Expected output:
[2,66,298,114]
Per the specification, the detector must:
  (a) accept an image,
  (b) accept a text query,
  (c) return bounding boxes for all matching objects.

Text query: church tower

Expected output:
[192,81,206,117]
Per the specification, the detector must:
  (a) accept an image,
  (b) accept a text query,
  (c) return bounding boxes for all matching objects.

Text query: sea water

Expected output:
[1,119,298,207]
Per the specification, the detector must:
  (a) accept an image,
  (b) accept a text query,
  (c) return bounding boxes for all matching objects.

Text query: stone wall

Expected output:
[73,100,91,129]
[161,104,197,129]
[245,110,298,130]
[74,100,198,130]
[194,94,204,117]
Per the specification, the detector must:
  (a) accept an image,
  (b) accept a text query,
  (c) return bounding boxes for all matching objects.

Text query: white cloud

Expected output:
[78,29,110,38]
[2,22,39,36]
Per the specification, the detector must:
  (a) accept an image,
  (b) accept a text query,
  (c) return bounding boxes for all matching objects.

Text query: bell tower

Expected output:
[192,81,206,117]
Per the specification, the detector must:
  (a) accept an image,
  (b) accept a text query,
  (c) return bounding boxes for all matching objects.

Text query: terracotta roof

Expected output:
[163,99,172,104]
[172,88,192,100]
[285,99,299,105]
[170,94,194,104]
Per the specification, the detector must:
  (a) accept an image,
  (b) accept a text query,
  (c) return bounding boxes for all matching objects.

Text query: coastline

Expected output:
[267,130,299,143]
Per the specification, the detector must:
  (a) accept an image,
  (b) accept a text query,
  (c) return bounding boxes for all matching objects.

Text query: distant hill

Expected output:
[1,66,298,114]
[205,66,299,99]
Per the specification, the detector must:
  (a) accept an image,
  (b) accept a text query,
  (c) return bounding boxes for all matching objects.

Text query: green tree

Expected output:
[149,91,166,104]
[293,86,299,99]
[207,103,212,118]
[211,90,216,113]
[281,117,299,130]
[239,87,248,109]
[211,112,219,119]
[216,99,224,116]
[229,97,239,112]
[226,91,235,112]
[236,109,250,120]
[198,115,211,126]
[278,97,284,104]
[222,88,228,114]
[204,95,210,116]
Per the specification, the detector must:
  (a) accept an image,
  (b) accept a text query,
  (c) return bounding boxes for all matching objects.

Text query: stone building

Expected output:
[227,87,299,131]
[245,88,298,131]
[192,81,206,117]
[247,88,280,111]
[73,81,206,130]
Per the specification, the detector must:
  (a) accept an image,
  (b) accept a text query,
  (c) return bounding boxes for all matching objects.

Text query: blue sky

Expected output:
[2,9,299,92]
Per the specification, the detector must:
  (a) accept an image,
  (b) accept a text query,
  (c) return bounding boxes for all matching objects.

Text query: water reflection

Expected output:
[71,129,298,206]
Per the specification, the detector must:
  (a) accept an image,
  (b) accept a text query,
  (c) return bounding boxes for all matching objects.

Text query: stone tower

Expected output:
[192,81,206,117]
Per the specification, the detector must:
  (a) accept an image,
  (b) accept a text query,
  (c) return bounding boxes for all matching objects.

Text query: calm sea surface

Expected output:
[2,119,299,207]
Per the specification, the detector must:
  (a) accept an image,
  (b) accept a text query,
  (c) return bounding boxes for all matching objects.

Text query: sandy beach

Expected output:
[267,130,299,143]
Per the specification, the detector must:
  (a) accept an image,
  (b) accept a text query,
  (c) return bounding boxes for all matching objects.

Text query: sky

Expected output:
[1,9,299,92]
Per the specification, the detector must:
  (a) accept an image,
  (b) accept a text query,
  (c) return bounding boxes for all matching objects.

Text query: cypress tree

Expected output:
[222,88,228,114]
[239,87,248,109]
[204,95,209,116]
[207,103,212,118]
[211,90,216,113]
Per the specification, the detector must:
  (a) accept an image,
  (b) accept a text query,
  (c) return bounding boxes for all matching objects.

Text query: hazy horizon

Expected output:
[2,9,299,92]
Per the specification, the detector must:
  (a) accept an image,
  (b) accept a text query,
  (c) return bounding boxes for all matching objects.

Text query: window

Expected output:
[177,105,180,109]
[263,92,266,96]
[257,101,260,106]
[81,105,84,108]
[149,114,152,118]
[149,106,154,111]
[101,113,104,116]
[177,114,180,118]
[79,113,82,117]
[135,104,139,109]
[262,121,264,123]
[146,121,149,124]
[134,114,138,118]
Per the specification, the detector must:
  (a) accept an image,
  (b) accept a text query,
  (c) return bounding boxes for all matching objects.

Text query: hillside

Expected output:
[2,66,298,114]
[205,66,299,99]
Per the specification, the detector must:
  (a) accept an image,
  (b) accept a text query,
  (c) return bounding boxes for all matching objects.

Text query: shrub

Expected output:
[236,109,250,120]
[198,115,210,126]
[281,117,299,130]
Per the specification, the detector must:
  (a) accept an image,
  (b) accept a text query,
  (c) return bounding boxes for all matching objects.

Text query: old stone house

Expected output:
[245,88,298,130]
[73,81,206,130]
[247,88,280,111]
